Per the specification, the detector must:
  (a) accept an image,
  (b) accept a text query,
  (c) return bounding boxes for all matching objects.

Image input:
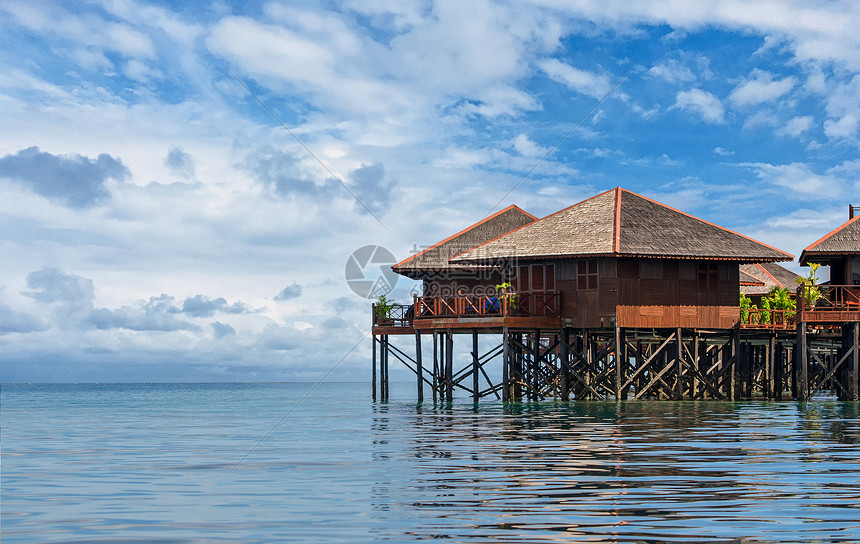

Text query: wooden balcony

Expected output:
[739,308,795,330]
[372,292,563,333]
[798,284,860,324]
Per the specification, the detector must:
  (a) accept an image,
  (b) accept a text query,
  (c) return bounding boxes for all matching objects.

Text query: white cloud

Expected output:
[673,88,725,123]
[511,134,545,157]
[779,115,814,137]
[539,58,612,98]
[742,162,843,197]
[649,59,696,83]
[742,110,779,131]
[729,70,796,106]
[714,147,735,156]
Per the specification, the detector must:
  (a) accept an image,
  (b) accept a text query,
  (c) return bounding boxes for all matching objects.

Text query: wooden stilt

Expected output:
[502,327,510,402]
[616,326,624,401]
[854,322,859,401]
[445,330,454,402]
[472,329,479,403]
[532,329,540,401]
[416,332,423,403]
[797,323,808,401]
[560,328,570,400]
[372,335,377,401]
[676,328,683,400]
[379,335,385,401]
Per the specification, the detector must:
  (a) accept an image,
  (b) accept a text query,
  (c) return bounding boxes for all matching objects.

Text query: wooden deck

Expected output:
[799,284,860,324]
[372,292,562,334]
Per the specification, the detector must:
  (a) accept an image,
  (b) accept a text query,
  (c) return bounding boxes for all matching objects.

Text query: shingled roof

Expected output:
[800,214,860,265]
[452,187,793,263]
[739,263,803,296]
[392,205,537,278]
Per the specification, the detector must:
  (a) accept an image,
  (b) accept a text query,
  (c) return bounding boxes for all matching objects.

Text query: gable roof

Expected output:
[392,205,537,278]
[739,263,803,296]
[740,268,766,286]
[800,214,860,265]
[452,187,792,263]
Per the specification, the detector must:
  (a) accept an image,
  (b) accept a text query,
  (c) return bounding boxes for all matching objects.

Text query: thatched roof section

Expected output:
[800,214,860,265]
[740,269,765,286]
[392,205,536,278]
[453,188,793,263]
[739,263,803,296]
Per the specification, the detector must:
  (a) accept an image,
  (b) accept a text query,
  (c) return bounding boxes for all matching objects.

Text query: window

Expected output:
[513,264,556,293]
[577,259,598,290]
[697,262,719,292]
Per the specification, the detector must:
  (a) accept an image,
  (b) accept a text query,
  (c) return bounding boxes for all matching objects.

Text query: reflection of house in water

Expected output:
[371,190,860,403]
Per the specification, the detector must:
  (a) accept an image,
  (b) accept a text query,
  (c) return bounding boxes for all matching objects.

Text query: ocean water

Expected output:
[3,382,860,543]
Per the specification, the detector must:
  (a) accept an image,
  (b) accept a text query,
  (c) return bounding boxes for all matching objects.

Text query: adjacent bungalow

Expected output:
[739,262,804,304]
[800,208,860,285]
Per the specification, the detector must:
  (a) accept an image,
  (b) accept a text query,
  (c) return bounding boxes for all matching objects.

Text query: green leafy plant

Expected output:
[375,294,395,320]
[495,281,517,310]
[740,291,752,323]
[796,263,824,308]
[761,286,796,323]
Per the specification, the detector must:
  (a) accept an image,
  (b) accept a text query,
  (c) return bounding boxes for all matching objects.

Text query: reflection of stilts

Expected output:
[370,324,860,402]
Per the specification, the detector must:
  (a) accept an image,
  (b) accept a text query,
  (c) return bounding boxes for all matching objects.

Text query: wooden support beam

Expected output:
[416,332,423,403]
[616,326,624,401]
[796,323,807,401]
[676,327,683,400]
[472,329,479,404]
[502,327,510,402]
[854,322,859,401]
[372,335,377,401]
[445,330,454,402]
[732,329,741,401]
[561,328,570,400]
[433,332,439,403]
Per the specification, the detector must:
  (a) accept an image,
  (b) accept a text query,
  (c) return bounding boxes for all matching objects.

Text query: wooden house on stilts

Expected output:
[371,188,860,402]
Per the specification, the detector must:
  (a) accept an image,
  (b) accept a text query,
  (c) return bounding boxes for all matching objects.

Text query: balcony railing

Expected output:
[371,292,562,328]
[371,303,414,328]
[797,284,860,323]
[414,292,561,320]
[739,307,795,330]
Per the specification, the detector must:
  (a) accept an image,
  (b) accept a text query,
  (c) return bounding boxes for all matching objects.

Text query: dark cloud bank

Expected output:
[0,146,129,208]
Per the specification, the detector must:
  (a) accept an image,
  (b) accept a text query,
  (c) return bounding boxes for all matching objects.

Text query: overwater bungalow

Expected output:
[371,188,860,402]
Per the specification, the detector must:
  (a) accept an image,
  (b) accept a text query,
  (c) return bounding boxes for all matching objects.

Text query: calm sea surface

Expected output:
[3,382,860,543]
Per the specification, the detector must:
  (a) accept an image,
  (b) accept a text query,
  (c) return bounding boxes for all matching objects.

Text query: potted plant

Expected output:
[495,282,518,314]
[375,294,395,324]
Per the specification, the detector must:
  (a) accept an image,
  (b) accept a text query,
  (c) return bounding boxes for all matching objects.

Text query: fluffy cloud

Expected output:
[673,89,725,123]
[649,58,697,84]
[729,70,796,107]
[164,147,196,179]
[0,147,129,208]
[779,115,814,137]
[90,297,201,332]
[181,295,251,317]
[742,162,843,197]
[539,58,611,99]
[0,302,48,334]
[275,283,302,301]
[211,321,236,338]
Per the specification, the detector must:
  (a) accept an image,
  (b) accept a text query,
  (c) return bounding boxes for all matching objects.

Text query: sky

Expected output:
[1,0,859,383]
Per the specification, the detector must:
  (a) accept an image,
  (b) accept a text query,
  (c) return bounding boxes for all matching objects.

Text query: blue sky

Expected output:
[1,0,858,382]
